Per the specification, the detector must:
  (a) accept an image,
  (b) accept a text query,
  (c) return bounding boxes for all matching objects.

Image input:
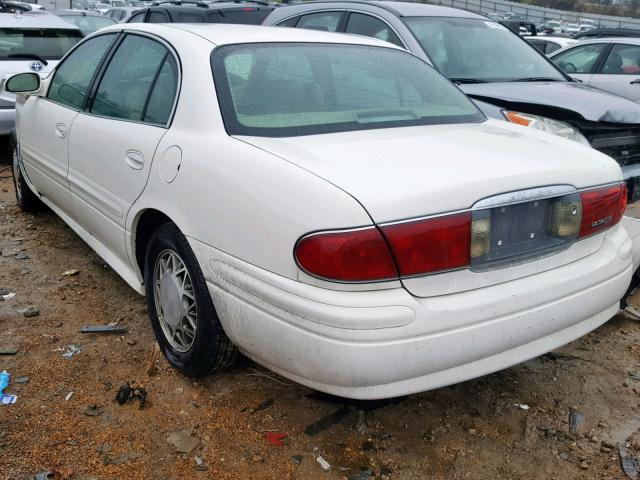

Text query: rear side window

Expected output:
[91,35,177,124]
[0,28,82,60]
[144,55,179,125]
[297,12,342,32]
[128,11,146,22]
[277,16,299,27]
[48,34,116,110]
[212,43,484,137]
[345,13,403,47]
[601,44,640,74]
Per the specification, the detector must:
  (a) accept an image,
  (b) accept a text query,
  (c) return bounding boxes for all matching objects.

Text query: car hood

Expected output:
[460,81,640,124]
[237,119,621,223]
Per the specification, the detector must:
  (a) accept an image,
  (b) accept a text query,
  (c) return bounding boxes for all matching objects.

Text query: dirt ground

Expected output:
[2,165,640,480]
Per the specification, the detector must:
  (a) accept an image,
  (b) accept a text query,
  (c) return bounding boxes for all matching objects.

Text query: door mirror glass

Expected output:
[5,72,40,93]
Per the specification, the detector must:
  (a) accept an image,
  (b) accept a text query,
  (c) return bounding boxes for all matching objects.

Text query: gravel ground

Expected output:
[2,165,640,480]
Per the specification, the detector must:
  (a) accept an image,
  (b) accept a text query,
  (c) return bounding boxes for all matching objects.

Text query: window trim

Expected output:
[82,31,182,129]
[44,31,120,112]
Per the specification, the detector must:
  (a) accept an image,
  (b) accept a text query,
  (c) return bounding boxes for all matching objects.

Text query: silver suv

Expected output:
[0,11,82,137]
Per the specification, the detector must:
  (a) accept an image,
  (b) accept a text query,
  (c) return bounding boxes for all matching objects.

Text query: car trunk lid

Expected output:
[239,120,623,296]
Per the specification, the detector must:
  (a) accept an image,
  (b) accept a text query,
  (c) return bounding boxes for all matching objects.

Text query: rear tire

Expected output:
[144,222,237,377]
[11,138,42,212]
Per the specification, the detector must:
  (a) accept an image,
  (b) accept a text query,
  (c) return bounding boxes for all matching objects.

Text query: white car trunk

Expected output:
[239,119,624,296]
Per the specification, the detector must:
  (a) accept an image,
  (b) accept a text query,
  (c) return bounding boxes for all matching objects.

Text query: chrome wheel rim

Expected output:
[153,249,197,352]
[12,147,22,202]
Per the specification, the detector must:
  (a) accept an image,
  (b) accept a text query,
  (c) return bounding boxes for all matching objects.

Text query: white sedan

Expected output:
[551,37,640,103]
[7,23,633,399]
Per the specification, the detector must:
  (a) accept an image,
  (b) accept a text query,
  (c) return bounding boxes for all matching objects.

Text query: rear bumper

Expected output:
[191,226,632,399]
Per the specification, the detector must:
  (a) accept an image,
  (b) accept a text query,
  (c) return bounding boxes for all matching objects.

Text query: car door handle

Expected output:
[55,123,67,139]
[125,150,144,170]
[631,79,640,85]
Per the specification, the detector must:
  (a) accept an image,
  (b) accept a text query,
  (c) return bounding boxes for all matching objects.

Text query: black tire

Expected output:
[144,222,237,377]
[11,138,42,212]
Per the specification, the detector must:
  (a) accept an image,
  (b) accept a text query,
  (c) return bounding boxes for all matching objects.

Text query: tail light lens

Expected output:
[579,184,627,238]
[295,183,627,283]
[294,227,397,282]
[381,213,471,276]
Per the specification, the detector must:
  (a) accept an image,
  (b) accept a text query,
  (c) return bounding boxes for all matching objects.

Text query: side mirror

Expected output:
[5,72,41,94]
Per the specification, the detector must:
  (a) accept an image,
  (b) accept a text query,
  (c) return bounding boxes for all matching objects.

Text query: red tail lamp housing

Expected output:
[579,184,627,238]
[295,184,626,283]
[295,213,472,282]
[294,227,397,282]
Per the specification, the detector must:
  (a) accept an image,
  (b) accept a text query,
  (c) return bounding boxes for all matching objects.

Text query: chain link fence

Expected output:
[429,0,640,29]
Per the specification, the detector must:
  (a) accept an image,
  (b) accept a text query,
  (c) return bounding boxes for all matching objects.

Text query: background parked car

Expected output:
[126,0,273,24]
[7,23,633,399]
[573,27,640,40]
[105,6,143,21]
[527,35,576,55]
[0,11,82,140]
[551,38,640,103]
[54,9,117,35]
[263,1,640,207]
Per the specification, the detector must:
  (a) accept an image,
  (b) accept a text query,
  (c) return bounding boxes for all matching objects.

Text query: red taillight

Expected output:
[579,183,627,238]
[381,212,472,276]
[294,227,397,282]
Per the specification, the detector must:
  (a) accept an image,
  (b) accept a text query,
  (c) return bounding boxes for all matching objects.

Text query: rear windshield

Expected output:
[0,28,82,60]
[212,43,484,137]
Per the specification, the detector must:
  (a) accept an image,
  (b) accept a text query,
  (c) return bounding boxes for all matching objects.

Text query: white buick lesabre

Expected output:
[6,24,633,399]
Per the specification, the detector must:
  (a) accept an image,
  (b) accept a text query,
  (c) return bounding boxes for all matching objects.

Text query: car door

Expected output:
[67,33,179,263]
[551,42,608,83]
[18,33,117,216]
[589,43,640,102]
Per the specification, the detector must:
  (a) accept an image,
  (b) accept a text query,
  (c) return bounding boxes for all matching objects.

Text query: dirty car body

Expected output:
[8,24,634,399]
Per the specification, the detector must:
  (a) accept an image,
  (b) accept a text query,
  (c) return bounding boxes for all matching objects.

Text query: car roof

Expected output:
[100,21,404,47]
[564,37,640,46]
[574,27,640,38]
[0,11,82,28]
[272,0,485,19]
[147,1,272,11]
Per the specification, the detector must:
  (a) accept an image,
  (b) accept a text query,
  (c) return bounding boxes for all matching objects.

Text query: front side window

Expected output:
[552,43,606,74]
[345,13,402,47]
[47,34,116,110]
[212,43,483,137]
[601,44,640,74]
[404,17,566,82]
[0,28,82,61]
[297,12,342,32]
[91,35,173,122]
